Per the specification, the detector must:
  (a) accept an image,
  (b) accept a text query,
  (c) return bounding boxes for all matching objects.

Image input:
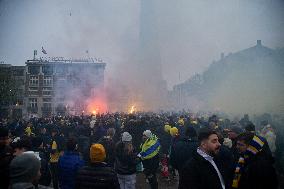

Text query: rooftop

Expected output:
[26,57,106,65]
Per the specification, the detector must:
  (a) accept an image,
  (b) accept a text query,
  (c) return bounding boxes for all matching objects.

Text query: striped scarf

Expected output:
[232,135,265,188]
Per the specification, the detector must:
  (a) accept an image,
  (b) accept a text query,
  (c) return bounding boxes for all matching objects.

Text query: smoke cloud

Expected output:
[0,0,283,115]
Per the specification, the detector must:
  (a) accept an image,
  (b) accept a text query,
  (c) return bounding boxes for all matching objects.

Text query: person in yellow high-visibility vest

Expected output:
[138,130,160,189]
[49,128,63,189]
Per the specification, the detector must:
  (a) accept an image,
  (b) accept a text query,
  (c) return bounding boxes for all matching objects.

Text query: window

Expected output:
[29,87,38,95]
[29,76,38,86]
[29,98,37,107]
[28,66,40,75]
[43,98,52,108]
[43,87,52,96]
[12,69,24,76]
[43,76,52,86]
[42,66,53,75]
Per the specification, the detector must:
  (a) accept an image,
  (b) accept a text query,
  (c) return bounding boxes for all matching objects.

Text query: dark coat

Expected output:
[75,162,120,189]
[35,148,52,186]
[142,154,160,175]
[0,145,13,189]
[179,151,226,189]
[98,136,116,167]
[114,141,139,175]
[58,151,84,189]
[169,137,198,173]
[238,150,278,189]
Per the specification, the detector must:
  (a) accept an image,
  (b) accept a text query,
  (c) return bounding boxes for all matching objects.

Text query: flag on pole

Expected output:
[42,47,47,54]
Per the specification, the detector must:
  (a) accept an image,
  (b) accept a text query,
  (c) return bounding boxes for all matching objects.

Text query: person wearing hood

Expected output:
[114,132,140,189]
[138,130,161,189]
[170,126,198,175]
[232,132,278,189]
[9,153,52,189]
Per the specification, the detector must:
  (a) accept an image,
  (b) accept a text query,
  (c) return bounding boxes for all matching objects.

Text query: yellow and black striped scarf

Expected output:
[232,135,265,188]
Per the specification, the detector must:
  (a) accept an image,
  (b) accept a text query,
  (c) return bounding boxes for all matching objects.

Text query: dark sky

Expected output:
[0,0,283,88]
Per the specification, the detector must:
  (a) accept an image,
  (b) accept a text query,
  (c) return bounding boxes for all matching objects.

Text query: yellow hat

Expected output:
[170,127,179,137]
[164,124,171,133]
[191,120,198,125]
[90,144,106,163]
[25,127,32,136]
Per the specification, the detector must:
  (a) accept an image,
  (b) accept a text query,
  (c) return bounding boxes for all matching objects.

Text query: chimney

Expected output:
[257,40,262,46]
[221,52,224,60]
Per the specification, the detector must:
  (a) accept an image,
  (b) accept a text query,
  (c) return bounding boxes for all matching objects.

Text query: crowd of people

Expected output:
[0,112,283,189]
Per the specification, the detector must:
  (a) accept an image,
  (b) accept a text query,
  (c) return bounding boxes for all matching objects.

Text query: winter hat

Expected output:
[90,144,106,163]
[121,132,132,142]
[164,124,171,133]
[223,138,233,148]
[9,153,41,184]
[170,127,179,137]
[143,130,152,138]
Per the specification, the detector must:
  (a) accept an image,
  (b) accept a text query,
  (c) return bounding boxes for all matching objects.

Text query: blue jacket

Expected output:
[58,151,84,189]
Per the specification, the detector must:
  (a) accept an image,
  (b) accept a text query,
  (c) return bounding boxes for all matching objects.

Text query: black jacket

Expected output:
[179,151,226,189]
[75,162,120,189]
[169,137,198,172]
[0,145,13,189]
[114,141,139,175]
[36,148,51,186]
[98,136,115,167]
[238,150,278,189]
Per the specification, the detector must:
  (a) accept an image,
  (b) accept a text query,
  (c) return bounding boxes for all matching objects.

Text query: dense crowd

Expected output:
[0,112,283,189]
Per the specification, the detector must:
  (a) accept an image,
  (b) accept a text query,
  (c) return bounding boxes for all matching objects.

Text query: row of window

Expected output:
[28,65,101,75]
[29,76,52,86]
[28,98,52,107]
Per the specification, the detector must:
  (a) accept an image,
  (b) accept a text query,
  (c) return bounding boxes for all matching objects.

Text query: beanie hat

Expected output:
[143,130,152,138]
[121,132,132,142]
[170,127,179,137]
[223,138,233,148]
[9,153,41,184]
[164,124,171,133]
[90,144,106,163]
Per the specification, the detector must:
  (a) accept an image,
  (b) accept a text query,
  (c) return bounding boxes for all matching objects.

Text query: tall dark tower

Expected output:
[137,0,167,111]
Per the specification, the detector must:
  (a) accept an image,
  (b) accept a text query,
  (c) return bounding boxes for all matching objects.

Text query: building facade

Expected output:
[0,58,106,118]
[0,63,25,118]
[25,58,106,117]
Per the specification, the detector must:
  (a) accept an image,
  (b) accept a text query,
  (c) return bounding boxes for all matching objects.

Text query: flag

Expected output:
[42,47,47,54]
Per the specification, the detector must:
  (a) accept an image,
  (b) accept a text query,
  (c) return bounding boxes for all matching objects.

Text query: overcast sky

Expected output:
[0,0,283,89]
